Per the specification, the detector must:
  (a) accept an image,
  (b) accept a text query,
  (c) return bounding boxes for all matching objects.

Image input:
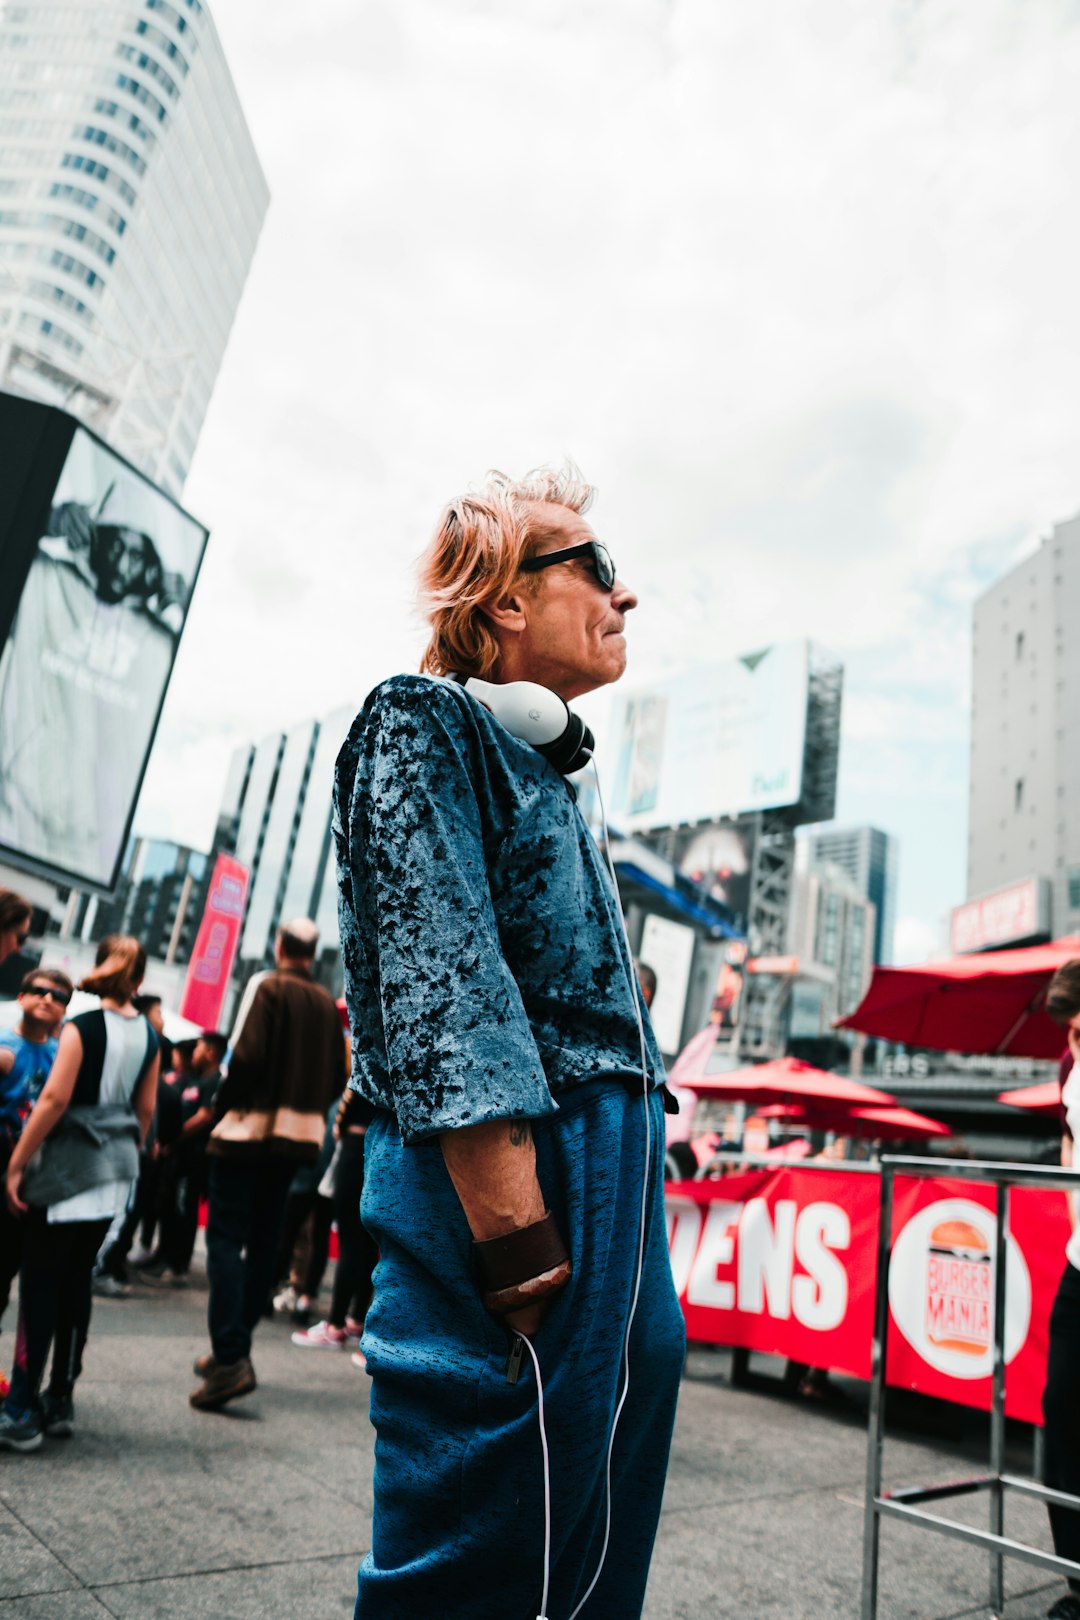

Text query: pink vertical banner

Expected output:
[179,854,249,1030]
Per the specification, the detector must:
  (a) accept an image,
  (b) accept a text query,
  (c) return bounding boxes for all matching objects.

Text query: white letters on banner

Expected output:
[667,1194,852,1328]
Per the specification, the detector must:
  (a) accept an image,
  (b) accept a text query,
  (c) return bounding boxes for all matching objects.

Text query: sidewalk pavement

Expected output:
[0,1263,1068,1619]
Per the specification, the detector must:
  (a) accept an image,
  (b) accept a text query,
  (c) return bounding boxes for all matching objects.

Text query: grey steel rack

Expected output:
[862,1155,1080,1619]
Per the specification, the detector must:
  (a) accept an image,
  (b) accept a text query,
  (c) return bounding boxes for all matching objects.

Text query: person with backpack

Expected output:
[0,936,159,1451]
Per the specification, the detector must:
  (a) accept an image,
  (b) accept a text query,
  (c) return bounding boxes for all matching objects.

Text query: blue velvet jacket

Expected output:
[332,674,666,1144]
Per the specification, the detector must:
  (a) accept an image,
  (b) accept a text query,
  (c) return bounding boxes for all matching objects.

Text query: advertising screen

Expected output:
[0,423,208,891]
[606,640,810,831]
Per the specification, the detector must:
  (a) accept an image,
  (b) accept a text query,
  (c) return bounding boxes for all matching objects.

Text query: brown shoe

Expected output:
[189,1357,256,1411]
[193,1351,216,1378]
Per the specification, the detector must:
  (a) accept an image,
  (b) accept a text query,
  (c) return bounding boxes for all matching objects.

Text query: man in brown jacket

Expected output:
[190,918,346,1410]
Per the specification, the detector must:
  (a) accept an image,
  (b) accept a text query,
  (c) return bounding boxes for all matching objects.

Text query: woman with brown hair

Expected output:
[0,890,32,966]
[0,936,159,1451]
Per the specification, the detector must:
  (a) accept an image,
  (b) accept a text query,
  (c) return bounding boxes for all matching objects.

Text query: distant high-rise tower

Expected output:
[0,0,268,495]
[796,823,898,964]
[966,514,1080,942]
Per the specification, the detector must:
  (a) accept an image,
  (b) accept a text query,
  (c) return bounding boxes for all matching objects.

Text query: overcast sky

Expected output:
[133,0,1080,963]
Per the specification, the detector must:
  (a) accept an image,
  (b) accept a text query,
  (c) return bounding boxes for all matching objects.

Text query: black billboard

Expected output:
[0,392,208,893]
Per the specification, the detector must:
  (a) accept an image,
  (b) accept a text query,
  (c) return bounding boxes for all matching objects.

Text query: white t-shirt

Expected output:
[48,1010,149,1224]
[1062,1059,1080,1273]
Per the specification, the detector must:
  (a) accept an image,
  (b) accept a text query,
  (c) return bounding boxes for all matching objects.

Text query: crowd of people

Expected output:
[0,890,376,1449]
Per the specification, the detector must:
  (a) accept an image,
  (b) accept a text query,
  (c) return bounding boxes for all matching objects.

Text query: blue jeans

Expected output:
[355,1082,685,1619]
[205,1155,296,1365]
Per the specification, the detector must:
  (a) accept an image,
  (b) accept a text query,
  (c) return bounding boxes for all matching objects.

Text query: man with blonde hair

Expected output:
[334,465,684,1618]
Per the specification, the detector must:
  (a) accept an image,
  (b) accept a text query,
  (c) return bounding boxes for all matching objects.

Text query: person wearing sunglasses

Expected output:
[0,890,31,967]
[334,465,685,1620]
[0,968,73,1395]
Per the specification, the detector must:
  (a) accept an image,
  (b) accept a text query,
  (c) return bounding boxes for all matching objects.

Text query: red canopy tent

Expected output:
[837,937,1080,1060]
[997,1081,1062,1114]
[674,1052,894,1110]
[757,1101,951,1140]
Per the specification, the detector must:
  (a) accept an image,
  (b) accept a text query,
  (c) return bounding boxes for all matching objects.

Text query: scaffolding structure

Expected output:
[739,647,844,1056]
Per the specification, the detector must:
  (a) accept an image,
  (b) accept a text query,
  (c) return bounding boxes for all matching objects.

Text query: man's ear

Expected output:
[481,588,529,636]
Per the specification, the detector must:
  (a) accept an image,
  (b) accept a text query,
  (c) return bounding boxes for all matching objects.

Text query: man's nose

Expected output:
[612,576,637,613]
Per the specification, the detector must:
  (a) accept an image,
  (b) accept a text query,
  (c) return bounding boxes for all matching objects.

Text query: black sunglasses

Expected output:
[519,540,616,591]
[26,985,70,1005]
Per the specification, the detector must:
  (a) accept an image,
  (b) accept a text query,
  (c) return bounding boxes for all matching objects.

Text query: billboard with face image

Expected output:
[0,401,208,891]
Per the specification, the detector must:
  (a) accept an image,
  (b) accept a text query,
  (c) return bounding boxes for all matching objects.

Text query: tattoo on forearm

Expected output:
[508,1120,531,1148]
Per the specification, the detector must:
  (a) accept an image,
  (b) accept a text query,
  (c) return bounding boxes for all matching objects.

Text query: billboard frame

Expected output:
[0,391,209,897]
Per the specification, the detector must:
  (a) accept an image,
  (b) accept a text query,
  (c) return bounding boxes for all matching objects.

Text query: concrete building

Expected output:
[55,835,210,963]
[215,706,355,985]
[796,823,898,965]
[967,513,1080,943]
[0,0,267,495]
[785,863,876,1045]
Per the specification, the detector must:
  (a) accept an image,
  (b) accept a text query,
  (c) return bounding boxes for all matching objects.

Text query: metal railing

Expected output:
[862,1155,1080,1620]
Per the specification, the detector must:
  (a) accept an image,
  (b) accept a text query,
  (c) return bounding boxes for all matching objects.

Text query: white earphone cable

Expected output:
[563,761,653,1620]
[516,1330,553,1620]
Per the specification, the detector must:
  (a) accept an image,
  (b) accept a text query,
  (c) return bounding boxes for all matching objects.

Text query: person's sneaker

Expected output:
[291,1320,349,1350]
[39,1392,74,1438]
[134,1259,170,1283]
[0,1407,43,1452]
[91,1271,130,1299]
[351,1350,368,1371]
[1047,1596,1080,1619]
[292,1295,313,1329]
[272,1285,297,1314]
[192,1350,216,1378]
[189,1357,256,1411]
[343,1317,364,1341]
[127,1245,155,1267]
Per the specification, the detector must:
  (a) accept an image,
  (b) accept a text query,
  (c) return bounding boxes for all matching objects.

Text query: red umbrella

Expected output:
[837,937,1080,1060]
[757,1101,951,1140]
[997,1081,1062,1114]
[675,1053,894,1109]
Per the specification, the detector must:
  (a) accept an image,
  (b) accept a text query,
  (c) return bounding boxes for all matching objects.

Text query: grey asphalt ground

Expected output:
[0,1256,1069,1619]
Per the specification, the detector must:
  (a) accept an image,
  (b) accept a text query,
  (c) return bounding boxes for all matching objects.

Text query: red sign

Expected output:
[179,854,249,1031]
[885,1175,1069,1423]
[667,1168,879,1378]
[668,1166,1072,1423]
[949,877,1047,954]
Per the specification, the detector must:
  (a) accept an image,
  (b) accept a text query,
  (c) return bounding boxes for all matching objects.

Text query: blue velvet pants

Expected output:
[355,1081,685,1620]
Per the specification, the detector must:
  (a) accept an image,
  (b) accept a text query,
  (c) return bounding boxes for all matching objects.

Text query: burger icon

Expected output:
[925,1216,992,1356]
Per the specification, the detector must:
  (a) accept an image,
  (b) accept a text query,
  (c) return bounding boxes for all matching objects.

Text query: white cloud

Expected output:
[135,0,1080,951]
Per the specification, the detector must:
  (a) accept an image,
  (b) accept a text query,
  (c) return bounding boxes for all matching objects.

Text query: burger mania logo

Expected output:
[889,1197,1031,1381]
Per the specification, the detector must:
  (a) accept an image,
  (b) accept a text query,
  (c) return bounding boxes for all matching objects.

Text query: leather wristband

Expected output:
[473,1210,570,1292]
[483,1258,573,1317]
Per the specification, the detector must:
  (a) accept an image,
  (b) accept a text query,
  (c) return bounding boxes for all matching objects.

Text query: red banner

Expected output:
[885,1175,1071,1424]
[667,1166,1073,1424]
[179,853,249,1031]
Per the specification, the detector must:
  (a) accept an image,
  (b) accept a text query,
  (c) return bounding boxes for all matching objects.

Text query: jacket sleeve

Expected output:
[355,679,556,1144]
[216,979,273,1114]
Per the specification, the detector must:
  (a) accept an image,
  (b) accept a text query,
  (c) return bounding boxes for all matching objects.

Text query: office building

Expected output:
[785,863,876,1042]
[0,0,268,495]
[215,705,355,985]
[54,835,210,963]
[797,823,898,964]
[967,512,1080,944]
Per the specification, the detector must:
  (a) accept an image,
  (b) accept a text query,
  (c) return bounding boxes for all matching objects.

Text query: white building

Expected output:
[967,513,1080,943]
[0,0,267,495]
[796,823,898,965]
[785,863,876,1041]
[214,706,356,982]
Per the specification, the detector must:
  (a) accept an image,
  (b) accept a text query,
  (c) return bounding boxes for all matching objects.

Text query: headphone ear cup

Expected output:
[537,712,595,776]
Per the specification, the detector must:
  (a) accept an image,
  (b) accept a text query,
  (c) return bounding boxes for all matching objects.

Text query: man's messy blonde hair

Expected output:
[418,462,596,680]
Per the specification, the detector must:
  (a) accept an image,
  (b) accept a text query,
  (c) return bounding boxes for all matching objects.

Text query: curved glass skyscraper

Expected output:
[0,0,268,495]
